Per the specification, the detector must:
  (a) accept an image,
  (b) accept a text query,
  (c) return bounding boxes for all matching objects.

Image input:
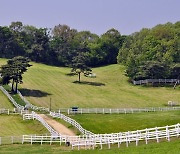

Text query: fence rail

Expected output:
[56,107,180,115]
[17,90,49,112]
[0,86,24,110]
[23,111,59,136]
[50,112,94,136]
[133,79,180,85]
[1,123,178,150]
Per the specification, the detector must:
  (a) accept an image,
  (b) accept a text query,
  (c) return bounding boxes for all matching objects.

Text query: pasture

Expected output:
[0,58,179,109]
[0,115,48,136]
[0,90,13,109]
[69,111,180,133]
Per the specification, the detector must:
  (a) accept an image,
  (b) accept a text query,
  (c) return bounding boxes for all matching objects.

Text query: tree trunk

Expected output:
[78,72,81,83]
[15,81,18,93]
[11,79,15,92]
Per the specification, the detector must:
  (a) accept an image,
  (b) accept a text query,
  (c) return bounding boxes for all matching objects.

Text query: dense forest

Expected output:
[117,22,180,80]
[0,22,125,67]
[0,21,179,80]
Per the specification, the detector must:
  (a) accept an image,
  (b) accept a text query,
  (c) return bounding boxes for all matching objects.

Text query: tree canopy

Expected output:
[117,22,180,80]
[0,56,32,93]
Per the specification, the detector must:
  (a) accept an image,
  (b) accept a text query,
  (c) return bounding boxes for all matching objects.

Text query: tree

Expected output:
[0,56,32,93]
[71,53,92,83]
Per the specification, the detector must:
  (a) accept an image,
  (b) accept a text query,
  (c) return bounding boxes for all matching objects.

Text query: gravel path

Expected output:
[39,114,75,136]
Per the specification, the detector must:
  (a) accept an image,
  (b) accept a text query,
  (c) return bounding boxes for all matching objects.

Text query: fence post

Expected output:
[136,131,139,146]
[22,135,24,144]
[8,109,9,115]
[176,123,180,138]
[145,128,148,144]
[31,135,33,145]
[0,137,1,145]
[155,127,159,143]
[166,126,170,141]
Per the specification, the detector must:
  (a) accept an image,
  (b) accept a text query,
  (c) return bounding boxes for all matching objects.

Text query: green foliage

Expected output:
[117,22,180,80]
[0,21,126,67]
[71,52,92,82]
[0,56,32,93]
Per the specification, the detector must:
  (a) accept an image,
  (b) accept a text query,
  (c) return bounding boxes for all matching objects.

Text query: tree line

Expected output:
[0,21,179,81]
[0,22,125,67]
[117,22,180,80]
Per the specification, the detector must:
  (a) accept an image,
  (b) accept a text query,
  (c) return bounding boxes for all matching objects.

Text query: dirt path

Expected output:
[38,114,75,136]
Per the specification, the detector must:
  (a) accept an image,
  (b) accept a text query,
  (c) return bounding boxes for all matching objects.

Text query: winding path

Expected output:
[38,114,75,136]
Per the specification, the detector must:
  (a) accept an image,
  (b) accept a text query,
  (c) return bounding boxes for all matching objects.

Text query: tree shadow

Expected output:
[19,88,51,97]
[66,73,76,76]
[73,81,105,86]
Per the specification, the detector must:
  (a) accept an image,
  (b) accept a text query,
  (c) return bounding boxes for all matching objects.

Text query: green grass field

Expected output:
[0,139,179,154]
[69,111,180,133]
[0,90,14,109]
[0,58,179,109]
[0,115,48,136]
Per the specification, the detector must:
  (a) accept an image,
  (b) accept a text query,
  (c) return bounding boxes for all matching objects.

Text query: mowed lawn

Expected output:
[0,115,48,136]
[0,58,179,109]
[69,111,180,134]
[0,90,14,109]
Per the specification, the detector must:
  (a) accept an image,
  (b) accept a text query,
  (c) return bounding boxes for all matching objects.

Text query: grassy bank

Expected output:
[0,115,48,136]
[69,111,180,133]
[0,58,179,109]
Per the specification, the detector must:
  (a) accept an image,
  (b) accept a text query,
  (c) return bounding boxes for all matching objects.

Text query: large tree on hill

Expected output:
[0,56,32,93]
[71,52,92,83]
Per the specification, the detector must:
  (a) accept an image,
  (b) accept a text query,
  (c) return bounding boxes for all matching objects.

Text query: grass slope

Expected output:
[0,90,14,109]
[0,115,48,136]
[0,139,179,154]
[0,58,179,109]
[70,111,180,133]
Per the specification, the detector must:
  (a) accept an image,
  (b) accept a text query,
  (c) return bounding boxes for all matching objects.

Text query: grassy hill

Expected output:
[0,58,179,109]
[0,115,48,136]
[0,90,14,109]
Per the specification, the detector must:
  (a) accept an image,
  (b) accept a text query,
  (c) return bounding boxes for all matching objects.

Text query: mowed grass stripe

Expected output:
[0,115,48,136]
[0,90,14,109]
[0,58,179,109]
[70,111,180,134]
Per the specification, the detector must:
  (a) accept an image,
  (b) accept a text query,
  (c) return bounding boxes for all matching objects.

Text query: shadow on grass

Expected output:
[73,81,105,86]
[66,73,76,76]
[19,88,51,97]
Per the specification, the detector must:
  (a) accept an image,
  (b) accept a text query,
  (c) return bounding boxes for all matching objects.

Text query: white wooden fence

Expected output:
[0,109,10,115]
[56,107,180,115]
[50,111,94,136]
[133,79,179,85]
[17,90,49,112]
[23,111,59,136]
[4,123,178,150]
[71,123,180,149]
[0,86,24,110]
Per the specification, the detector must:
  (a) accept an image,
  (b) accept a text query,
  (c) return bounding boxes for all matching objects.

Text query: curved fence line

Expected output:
[49,111,94,136]
[0,86,24,110]
[56,107,180,115]
[23,111,59,136]
[7,123,179,150]
[17,90,49,112]
[133,79,179,85]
